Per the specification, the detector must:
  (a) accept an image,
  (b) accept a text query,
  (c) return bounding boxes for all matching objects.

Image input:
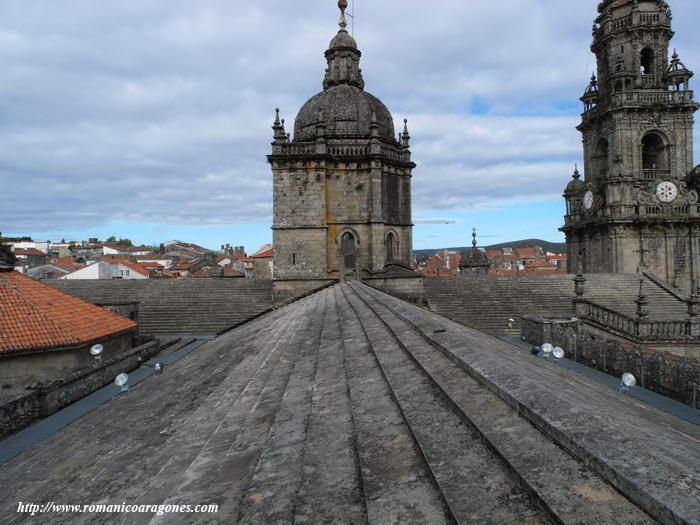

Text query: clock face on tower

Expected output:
[583,190,594,210]
[656,181,678,203]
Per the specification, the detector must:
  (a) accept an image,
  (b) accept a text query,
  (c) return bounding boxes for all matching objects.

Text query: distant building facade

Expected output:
[251,244,274,280]
[60,260,150,280]
[562,0,700,292]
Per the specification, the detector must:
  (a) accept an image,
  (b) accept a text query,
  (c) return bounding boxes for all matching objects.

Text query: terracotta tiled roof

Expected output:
[171,260,202,271]
[0,271,137,355]
[137,261,164,270]
[251,244,274,258]
[515,248,537,258]
[135,255,174,261]
[53,257,83,270]
[14,248,46,256]
[252,249,273,259]
[527,260,557,269]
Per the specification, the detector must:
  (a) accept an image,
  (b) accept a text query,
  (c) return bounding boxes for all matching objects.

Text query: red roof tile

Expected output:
[135,255,173,261]
[14,248,46,256]
[252,249,273,259]
[137,261,164,269]
[0,271,137,355]
[527,260,557,269]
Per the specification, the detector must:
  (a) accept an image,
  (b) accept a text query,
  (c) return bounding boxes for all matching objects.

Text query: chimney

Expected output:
[0,239,18,272]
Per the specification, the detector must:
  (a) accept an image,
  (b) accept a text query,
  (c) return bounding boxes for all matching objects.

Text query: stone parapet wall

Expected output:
[100,302,139,324]
[0,393,39,440]
[272,279,336,308]
[366,277,426,307]
[0,340,162,439]
[522,316,700,407]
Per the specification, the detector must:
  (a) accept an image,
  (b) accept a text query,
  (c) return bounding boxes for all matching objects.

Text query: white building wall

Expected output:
[61,262,104,279]
[113,263,148,280]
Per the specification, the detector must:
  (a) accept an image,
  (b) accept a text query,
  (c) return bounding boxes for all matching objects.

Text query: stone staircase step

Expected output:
[47,279,273,336]
[423,274,689,336]
[129,305,306,520]
[361,283,699,525]
[334,286,452,524]
[148,292,322,519]
[235,290,346,523]
[351,282,655,525]
[292,287,367,524]
[342,284,548,524]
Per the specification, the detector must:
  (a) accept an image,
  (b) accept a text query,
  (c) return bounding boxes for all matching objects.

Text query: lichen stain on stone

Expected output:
[505,515,546,524]
[572,483,617,503]
[250,493,265,504]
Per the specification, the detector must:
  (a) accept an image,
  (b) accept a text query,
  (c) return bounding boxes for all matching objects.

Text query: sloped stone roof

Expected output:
[1,283,696,523]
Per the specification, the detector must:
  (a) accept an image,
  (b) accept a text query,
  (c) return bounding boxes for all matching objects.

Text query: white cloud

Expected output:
[0,0,698,234]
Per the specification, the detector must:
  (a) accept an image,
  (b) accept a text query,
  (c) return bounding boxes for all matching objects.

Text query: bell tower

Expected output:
[268,1,416,303]
[562,0,700,293]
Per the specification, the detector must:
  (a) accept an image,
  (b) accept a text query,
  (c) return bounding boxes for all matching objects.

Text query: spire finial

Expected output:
[272,108,286,141]
[472,228,478,248]
[338,0,348,30]
[573,164,580,180]
[401,118,411,147]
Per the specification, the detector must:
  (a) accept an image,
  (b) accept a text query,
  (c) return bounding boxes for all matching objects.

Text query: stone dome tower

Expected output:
[460,229,491,276]
[269,1,416,303]
[293,5,395,143]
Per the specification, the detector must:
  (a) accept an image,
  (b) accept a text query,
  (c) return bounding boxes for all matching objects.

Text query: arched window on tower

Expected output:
[593,138,609,178]
[641,48,654,76]
[386,233,397,263]
[340,232,357,270]
[642,133,669,171]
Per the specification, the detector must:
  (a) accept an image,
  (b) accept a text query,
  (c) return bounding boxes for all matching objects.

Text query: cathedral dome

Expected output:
[294,86,395,142]
[565,167,585,194]
[459,229,491,273]
[292,0,396,143]
[329,29,358,50]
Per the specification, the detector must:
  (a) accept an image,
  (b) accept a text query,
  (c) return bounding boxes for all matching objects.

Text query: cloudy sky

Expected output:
[1,0,699,250]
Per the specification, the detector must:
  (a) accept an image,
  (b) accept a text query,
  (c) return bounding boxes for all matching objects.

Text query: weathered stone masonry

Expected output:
[269,2,415,304]
[562,0,700,293]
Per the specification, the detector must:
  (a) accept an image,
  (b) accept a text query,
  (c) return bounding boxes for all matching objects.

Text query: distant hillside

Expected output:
[414,239,567,258]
